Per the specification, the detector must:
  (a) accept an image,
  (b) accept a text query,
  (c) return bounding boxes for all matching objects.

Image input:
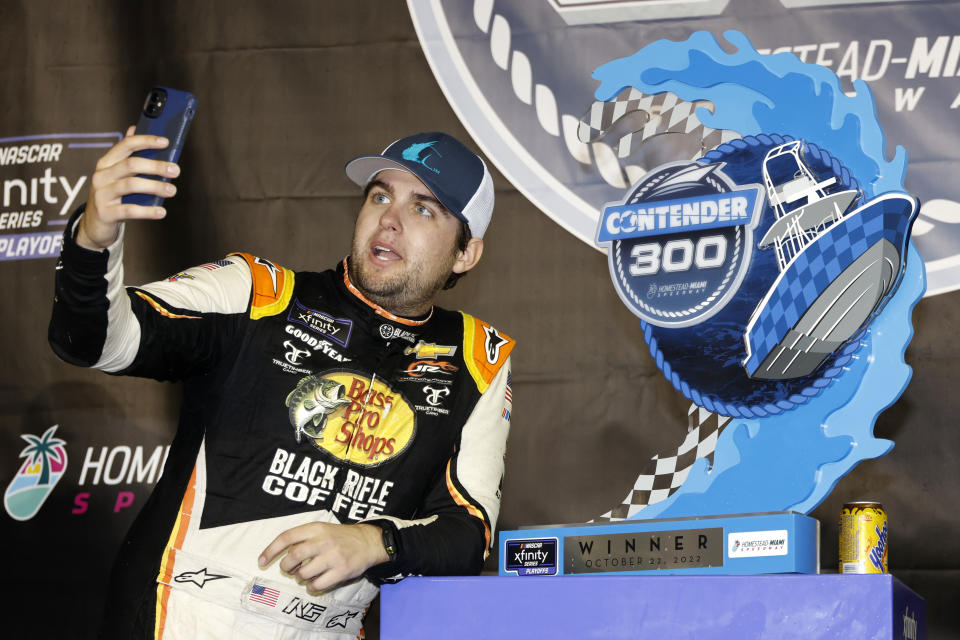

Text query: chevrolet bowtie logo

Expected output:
[404,340,457,360]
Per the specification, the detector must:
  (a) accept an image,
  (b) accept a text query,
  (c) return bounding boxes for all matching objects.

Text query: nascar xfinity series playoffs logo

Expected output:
[0,132,120,262]
[597,162,763,327]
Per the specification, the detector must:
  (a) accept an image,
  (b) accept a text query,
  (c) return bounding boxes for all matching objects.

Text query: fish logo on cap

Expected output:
[401,141,442,174]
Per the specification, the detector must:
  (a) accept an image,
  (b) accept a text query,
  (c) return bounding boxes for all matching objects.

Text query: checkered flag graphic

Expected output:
[593,405,732,522]
[577,88,738,159]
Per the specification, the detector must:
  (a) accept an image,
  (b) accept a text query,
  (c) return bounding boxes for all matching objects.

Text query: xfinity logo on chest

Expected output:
[288,300,353,347]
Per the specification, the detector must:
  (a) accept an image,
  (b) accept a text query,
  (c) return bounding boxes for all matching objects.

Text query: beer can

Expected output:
[839,502,888,574]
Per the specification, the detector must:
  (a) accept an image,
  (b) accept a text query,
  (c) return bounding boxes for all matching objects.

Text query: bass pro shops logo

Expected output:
[285,372,415,467]
[596,162,763,328]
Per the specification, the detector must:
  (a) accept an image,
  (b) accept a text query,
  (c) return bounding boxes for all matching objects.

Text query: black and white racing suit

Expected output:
[49,209,514,639]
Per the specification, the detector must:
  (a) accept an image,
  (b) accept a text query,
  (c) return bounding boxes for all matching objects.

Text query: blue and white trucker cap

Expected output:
[345,132,494,239]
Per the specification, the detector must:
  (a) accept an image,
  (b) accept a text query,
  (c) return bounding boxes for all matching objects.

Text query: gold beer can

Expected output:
[839,502,888,573]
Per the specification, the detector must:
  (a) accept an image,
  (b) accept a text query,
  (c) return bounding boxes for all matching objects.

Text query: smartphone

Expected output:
[121,86,198,207]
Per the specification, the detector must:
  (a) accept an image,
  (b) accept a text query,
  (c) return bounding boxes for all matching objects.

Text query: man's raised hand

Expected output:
[77,126,180,250]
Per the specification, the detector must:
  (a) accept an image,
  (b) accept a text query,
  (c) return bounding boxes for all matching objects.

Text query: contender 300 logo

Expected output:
[596,162,763,328]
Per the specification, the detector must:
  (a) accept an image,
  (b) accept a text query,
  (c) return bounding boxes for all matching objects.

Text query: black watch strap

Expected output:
[379,523,398,562]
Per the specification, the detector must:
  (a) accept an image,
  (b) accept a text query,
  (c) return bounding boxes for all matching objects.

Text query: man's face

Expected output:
[348,169,474,316]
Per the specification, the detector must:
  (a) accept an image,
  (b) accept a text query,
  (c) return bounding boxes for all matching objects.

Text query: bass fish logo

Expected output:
[285,372,415,467]
[4,425,68,521]
[285,376,352,443]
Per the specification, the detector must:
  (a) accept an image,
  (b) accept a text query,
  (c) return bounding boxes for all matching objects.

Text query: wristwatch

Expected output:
[378,523,398,562]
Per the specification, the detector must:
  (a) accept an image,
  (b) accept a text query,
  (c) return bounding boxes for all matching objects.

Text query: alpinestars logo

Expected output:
[174,568,229,588]
[484,326,508,364]
[254,257,281,295]
[401,141,442,174]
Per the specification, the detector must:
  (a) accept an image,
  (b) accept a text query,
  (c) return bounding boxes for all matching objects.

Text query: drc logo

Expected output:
[4,425,68,521]
[596,162,763,328]
[504,538,558,576]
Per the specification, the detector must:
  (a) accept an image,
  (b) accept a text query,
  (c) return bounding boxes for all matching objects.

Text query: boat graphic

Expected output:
[742,141,918,380]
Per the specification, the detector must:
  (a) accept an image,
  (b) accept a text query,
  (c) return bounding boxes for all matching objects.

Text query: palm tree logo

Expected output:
[4,425,68,521]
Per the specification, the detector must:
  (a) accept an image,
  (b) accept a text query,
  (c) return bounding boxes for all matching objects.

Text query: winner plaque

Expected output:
[499,512,818,577]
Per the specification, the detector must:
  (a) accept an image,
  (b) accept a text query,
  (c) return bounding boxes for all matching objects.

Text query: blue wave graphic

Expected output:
[589,30,925,518]
[592,30,907,198]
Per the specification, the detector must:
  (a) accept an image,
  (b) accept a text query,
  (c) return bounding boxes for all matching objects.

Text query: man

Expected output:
[49,130,514,639]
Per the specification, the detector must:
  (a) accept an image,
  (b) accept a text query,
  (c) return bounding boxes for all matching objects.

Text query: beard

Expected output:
[348,243,455,317]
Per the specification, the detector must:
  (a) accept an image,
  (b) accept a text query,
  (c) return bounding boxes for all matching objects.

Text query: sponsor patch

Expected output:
[404,340,457,359]
[416,385,451,416]
[285,372,416,467]
[288,300,353,347]
[271,339,313,375]
[284,324,351,363]
[401,360,458,379]
[174,568,229,589]
[379,323,418,343]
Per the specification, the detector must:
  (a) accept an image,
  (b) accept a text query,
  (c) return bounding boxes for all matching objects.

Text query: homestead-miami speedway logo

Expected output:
[410,4,927,523]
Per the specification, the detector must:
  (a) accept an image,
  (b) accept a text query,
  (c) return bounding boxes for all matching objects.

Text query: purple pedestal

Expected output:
[381,574,924,639]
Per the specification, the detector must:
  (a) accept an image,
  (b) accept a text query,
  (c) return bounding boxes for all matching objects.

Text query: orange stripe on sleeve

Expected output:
[445,459,491,553]
[154,464,198,639]
[135,291,201,319]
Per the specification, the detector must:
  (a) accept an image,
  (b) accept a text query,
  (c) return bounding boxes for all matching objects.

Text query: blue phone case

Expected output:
[121,86,197,207]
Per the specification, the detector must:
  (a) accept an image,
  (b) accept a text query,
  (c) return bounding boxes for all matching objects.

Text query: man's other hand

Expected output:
[77,126,180,250]
[258,522,390,593]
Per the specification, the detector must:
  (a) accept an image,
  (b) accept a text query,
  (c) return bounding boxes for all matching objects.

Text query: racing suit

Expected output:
[48,209,514,639]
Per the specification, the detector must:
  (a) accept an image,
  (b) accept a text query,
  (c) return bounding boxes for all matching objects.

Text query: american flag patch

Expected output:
[502,408,511,421]
[249,583,280,607]
[504,371,513,405]
[199,259,232,271]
